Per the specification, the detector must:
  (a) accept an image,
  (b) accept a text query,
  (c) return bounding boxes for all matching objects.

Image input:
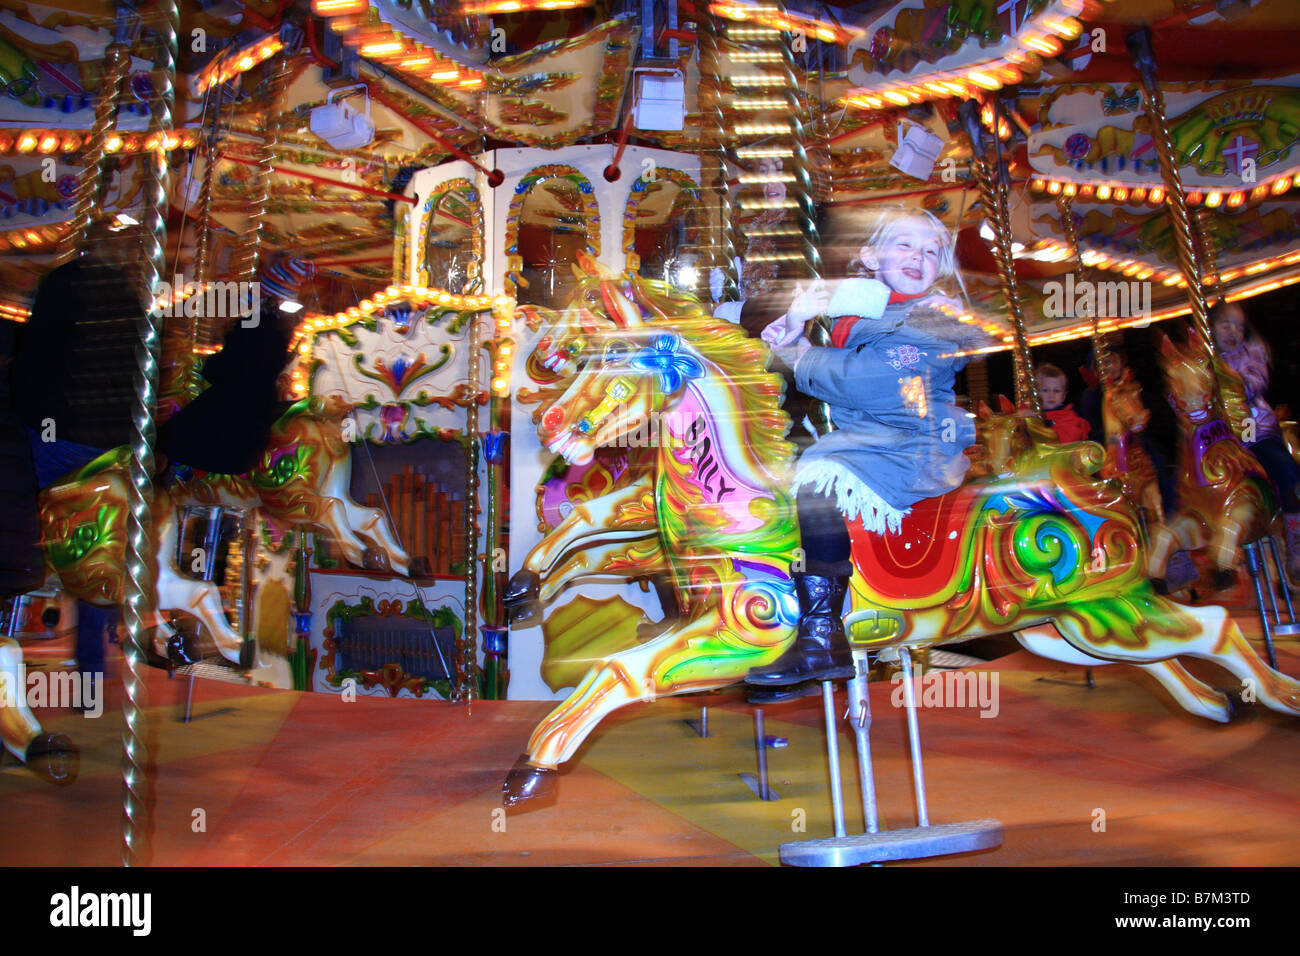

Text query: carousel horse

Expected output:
[507,301,665,617]
[501,260,1300,808]
[2,393,409,780]
[1099,367,1164,531]
[1147,331,1276,591]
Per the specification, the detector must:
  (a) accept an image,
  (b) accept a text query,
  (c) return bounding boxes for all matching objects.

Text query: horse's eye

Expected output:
[608,377,634,402]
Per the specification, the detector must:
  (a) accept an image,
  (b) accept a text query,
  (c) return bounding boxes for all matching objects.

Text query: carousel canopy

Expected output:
[0,0,1294,346]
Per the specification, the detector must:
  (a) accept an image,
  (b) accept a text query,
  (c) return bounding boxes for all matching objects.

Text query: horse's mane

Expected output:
[625,276,798,477]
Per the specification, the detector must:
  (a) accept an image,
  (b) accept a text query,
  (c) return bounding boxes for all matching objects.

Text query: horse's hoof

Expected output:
[507,600,541,626]
[502,754,557,810]
[239,638,257,671]
[1217,686,1258,722]
[167,633,198,667]
[504,570,540,607]
[26,733,79,786]
[362,548,391,573]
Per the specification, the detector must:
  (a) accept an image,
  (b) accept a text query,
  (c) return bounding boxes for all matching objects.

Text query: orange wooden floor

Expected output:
[3,610,1299,866]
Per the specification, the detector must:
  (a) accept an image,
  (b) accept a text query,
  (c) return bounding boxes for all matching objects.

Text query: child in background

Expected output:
[747,206,985,686]
[1038,363,1091,444]
[1211,300,1300,579]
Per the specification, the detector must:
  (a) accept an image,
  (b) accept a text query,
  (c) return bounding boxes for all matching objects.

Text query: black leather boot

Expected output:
[746,573,855,686]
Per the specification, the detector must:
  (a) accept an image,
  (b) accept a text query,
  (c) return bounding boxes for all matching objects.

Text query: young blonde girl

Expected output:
[749,206,984,686]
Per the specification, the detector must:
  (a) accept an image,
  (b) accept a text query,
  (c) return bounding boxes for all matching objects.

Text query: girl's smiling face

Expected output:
[860,218,943,296]
[1212,305,1246,352]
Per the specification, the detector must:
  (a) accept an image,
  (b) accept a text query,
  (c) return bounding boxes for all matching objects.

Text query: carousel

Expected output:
[0,0,1298,868]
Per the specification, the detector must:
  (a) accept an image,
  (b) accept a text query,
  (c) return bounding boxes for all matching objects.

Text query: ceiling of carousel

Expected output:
[0,0,1296,341]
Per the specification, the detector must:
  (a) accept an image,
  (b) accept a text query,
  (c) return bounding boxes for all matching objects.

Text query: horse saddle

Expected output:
[845,484,982,608]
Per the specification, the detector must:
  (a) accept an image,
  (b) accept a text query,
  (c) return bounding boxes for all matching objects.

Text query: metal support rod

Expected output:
[220,154,418,203]
[4,596,22,637]
[1245,544,1279,669]
[700,705,708,738]
[775,5,835,437]
[202,507,224,581]
[1268,537,1297,622]
[230,48,289,288]
[959,99,1039,415]
[845,663,878,834]
[897,646,929,827]
[122,0,177,869]
[1127,27,1251,436]
[1058,194,1111,377]
[1127,29,1212,349]
[60,44,128,261]
[754,707,772,801]
[695,8,739,302]
[458,314,484,703]
[820,681,846,838]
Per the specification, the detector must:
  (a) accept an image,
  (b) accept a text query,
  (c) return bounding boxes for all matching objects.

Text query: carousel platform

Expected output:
[3,607,1299,867]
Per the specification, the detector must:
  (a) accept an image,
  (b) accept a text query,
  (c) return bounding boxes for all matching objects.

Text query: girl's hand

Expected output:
[788,279,831,327]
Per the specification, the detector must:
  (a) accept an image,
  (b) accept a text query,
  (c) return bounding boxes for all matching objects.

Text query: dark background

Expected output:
[980,283,1300,464]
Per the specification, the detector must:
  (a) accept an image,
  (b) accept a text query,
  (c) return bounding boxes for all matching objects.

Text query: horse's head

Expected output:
[1157,330,1215,423]
[536,281,706,466]
[1104,368,1150,434]
[975,395,1031,475]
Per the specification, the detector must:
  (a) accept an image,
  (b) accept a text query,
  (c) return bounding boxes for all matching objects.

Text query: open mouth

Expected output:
[901,267,923,281]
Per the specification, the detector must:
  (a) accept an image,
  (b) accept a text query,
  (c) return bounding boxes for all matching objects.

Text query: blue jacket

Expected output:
[791,299,977,531]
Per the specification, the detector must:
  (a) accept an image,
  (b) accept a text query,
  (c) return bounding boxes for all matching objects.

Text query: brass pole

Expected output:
[1058,194,1114,382]
[1127,27,1248,432]
[774,5,835,435]
[122,0,177,868]
[60,44,129,260]
[230,48,290,288]
[695,10,738,302]
[459,312,483,703]
[960,99,1040,415]
[1127,28,1211,348]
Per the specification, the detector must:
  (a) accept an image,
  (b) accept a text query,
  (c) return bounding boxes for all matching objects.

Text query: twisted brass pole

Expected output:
[1127,29,1211,347]
[960,100,1040,415]
[159,89,218,407]
[60,44,129,260]
[695,10,738,302]
[192,105,217,290]
[459,312,483,703]
[123,0,177,869]
[774,6,835,436]
[1194,207,1219,292]
[230,48,289,288]
[1127,27,1248,432]
[1058,194,1113,381]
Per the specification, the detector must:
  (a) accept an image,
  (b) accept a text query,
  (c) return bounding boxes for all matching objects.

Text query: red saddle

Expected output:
[846,485,982,606]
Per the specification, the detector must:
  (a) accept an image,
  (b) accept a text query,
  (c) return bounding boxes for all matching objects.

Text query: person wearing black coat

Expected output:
[7,235,145,694]
[157,296,295,476]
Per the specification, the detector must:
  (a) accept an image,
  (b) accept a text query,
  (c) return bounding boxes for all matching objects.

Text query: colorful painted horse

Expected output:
[1146,331,1275,590]
[2,394,408,779]
[501,262,1300,808]
[1099,367,1165,531]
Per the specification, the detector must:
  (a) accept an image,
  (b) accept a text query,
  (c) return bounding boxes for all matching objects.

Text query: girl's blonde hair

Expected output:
[841,204,967,302]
